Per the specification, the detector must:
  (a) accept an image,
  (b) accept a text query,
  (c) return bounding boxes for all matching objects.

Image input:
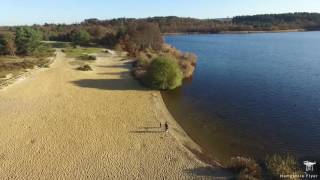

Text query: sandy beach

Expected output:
[0,50,230,179]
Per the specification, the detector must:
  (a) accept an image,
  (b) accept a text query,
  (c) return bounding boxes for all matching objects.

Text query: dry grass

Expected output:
[0,57,51,72]
[0,55,53,87]
[266,154,301,179]
[229,156,261,180]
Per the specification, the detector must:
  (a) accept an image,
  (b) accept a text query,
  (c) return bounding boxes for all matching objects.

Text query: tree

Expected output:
[0,33,16,56]
[87,25,110,40]
[15,27,43,55]
[100,33,118,48]
[70,29,91,46]
[128,22,163,51]
[118,22,164,55]
[145,57,183,90]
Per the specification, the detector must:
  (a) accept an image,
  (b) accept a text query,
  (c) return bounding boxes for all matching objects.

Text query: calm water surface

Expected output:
[162,32,320,163]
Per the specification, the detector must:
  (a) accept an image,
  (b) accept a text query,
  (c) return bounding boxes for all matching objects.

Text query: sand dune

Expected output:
[0,50,229,179]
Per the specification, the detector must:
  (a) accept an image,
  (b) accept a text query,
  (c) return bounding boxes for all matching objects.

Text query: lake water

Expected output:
[162,32,320,163]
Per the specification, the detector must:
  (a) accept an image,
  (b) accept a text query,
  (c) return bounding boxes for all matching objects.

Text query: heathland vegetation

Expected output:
[0,27,54,82]
[228,154,302,180]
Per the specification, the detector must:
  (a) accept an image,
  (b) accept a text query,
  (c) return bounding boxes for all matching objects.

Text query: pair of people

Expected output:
[160,122,169,132]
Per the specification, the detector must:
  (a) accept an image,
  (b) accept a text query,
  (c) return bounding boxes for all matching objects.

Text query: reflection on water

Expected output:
[162,32,320,163]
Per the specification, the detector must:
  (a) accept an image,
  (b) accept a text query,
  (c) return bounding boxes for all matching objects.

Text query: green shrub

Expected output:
[145,57,183,90]
[162,45,197,78]
[229,156,261,180]
[15,27,43,55]
[266,154,301,179]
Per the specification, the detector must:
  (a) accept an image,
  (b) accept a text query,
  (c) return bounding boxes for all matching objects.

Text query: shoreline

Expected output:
[152,91,223,167]
[163,28,310,36]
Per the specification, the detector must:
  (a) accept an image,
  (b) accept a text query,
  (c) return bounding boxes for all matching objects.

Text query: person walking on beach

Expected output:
[164,122,168,132]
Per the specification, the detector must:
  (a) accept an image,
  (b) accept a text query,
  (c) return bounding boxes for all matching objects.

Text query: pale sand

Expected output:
[0,50,230,179]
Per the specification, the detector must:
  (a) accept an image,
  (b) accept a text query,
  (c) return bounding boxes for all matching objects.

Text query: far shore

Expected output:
[163,28,314,36]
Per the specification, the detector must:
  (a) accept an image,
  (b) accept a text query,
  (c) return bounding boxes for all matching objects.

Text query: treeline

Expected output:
[233,12,320,31]
[15,12,319,49]
[26,13,320,57]
[0,27,52,57]
[29,13,320,41]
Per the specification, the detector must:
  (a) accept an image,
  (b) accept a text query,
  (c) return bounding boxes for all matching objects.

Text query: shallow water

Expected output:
[162,32,320,163]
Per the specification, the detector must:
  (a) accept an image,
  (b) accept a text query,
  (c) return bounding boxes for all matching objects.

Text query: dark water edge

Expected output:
[161,84,258,164]
[161,32,320,164]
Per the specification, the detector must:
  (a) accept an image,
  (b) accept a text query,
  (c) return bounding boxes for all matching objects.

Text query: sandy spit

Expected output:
[0,50,231,179]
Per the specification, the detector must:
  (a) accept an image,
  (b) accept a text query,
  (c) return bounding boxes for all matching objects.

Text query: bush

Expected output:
[144,57,183,90]
[76,64,92,71]
[136,51,153,67]
[0,33,16,56]
[179,60,196,78]
[266,154,301,179]
[78,54,97,61]
[161,44,197,78]
[229,156,261,180]
[15,27,43,55]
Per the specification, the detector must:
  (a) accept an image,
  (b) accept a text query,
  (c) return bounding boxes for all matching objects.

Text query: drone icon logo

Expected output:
[304,161,316,172]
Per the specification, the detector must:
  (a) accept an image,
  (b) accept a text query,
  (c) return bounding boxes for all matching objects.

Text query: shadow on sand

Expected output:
[95,64,131,68]
[97,72,131,76]
[138,126,161,129]
[71,78,148,91]
[129,126,165,134]
[71,59,149,91]
[129,130,163,134]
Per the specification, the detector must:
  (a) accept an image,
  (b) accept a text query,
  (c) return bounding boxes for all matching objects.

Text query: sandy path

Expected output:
[0,50,229,179]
